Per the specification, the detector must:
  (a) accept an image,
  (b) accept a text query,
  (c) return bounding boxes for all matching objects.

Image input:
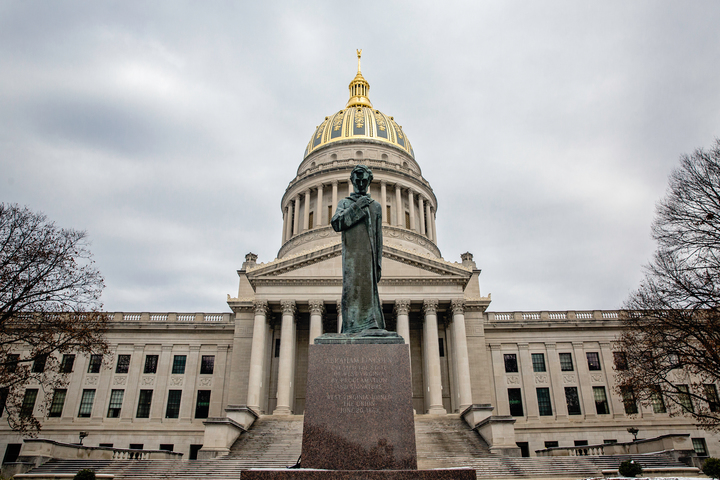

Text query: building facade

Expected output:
[2,57,718,463]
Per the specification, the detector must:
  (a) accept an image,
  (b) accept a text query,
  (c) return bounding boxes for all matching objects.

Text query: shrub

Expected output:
[73,469,96,480]
[703,458,720,480]
[618,459,643,477]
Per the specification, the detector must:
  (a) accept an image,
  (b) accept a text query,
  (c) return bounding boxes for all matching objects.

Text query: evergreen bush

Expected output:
[73,469,96,480]
[618,459,643,477]
[703,458,720,480]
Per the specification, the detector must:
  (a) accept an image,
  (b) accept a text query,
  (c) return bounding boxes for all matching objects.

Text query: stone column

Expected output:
[316,184,324,227]
[489,344,511,415]
[430,207,437,244]
[573,342,596,418]
[419,196,426,235]
[273,300,296,415]
[425,202,433,241]
[408,189,416,231]
[246,300,269,413]
[395,184,403,227]
[394,299,411,345]
[600,342,624,417]
[380,180,387,224]
[150,345,173,420]
[331,181,338,218]
[282,205,290,242]
[210,345,229,417]
[180,346,201,420]
[293,195,300,237]
[518,343,539,418]
[546,343,567,418]
[423,299,446,414]
[303,190,311,231]
[336,299,343,334]
[309,300,324,344]
[120,345,145,420]
[450,299,473,412]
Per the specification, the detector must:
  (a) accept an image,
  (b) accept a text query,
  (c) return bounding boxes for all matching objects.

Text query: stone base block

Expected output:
[241,469,476,479]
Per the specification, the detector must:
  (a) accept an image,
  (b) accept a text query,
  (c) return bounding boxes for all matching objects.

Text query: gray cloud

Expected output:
[2,0,719,313]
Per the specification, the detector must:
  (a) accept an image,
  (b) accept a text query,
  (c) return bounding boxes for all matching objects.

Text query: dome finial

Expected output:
[346,49,372,108]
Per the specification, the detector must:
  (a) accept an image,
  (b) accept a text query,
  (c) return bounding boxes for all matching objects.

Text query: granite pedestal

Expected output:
[242,337,475,479]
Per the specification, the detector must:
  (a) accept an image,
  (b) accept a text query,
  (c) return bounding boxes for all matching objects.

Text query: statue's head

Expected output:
[350,164,373,195]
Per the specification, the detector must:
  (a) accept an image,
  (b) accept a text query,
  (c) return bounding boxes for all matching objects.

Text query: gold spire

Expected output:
[346,49,373,108]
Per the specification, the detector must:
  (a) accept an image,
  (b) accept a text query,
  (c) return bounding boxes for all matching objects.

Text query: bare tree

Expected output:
[617,140,720,431]
[0,204,109,434]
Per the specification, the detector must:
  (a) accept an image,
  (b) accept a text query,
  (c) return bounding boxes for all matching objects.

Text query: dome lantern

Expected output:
[346,49,373,109]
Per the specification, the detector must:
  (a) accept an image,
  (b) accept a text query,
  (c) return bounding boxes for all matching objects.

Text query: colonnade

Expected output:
[244,298,473,416]
[281,180,437,244]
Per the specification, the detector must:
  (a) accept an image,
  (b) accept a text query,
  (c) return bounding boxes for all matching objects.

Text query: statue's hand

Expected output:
[356,196,372,208]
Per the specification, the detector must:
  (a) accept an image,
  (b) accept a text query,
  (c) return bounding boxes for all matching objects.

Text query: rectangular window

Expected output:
[565,386,581,415]
[87,354,103,373]
[593,386,609,414]
[172,355,187,375]
[613,352,628,370]
[386,205,391,222]
[308,211,314,229]
[195,390,211,419]
[5,354,19,373]
[404,212,410,229]
[586,352,601,371]
[129,444,144,450]
[166,390,182,419]
[274,339,281,358]
[99,443,113,448]
[3,444,21,464]
[48,389,66,418]
[504,354,518,373]
[651,386,666,413]
[20,389,38,417]
[107,389,124,418]
[508,388,524,416]
[144,355,159,374]
[704,384,720,413]
[77,389,95,417]
[200,356,215,375]
[677,384,694,413]
[159,444,174,452]
[116,355,131,374]
[0,388,8,417]
[544,441,559,449]
[692,438,708,456]
[328,206,333,225]
[604,439,618,444]
[59,354,75,373]
[136,390,153,418]
[438,338,445,357]
[532,353,546,372]
[537,388,553,416]
[559,353,574,371]
[574,440,588,446]
[32,355,47,373]
[622,386,638,414]
[189,444,202,460]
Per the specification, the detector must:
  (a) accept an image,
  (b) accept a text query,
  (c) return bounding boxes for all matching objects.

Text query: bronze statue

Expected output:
[331,165,385,333]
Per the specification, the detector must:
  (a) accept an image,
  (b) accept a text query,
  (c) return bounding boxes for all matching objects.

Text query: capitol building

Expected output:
[2,54,718,471]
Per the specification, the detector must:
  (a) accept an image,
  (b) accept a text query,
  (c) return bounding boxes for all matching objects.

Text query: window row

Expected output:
[508,386,610,416]
[11,388,212,419]
[507,383,720,417]
[2,353,214,376]
[116,354,213,375]
[503,352,602,374]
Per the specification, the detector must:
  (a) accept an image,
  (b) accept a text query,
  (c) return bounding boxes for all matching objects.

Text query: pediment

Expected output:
[245,243,472,287]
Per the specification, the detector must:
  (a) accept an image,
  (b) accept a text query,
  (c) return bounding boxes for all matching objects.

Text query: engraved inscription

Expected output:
[324,356,392,415]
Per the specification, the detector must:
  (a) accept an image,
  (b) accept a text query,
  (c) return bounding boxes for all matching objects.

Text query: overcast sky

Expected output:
[2,1,719,313]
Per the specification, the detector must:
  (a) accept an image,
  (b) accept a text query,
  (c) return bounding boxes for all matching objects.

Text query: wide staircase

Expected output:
[21,415,695,479]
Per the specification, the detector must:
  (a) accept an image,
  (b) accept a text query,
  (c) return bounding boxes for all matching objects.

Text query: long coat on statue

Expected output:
[331,192,385,333]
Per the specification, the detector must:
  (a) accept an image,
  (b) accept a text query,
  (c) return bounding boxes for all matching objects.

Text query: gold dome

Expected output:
[303,50,414,159]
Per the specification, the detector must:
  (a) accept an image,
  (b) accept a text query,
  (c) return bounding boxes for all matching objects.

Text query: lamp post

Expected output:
[79,431,89,445]
[627,427,639,441]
